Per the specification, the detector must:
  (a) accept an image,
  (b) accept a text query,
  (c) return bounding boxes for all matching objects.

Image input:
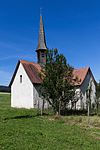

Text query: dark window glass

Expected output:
[41,53,45,57]
[20,75,22,83]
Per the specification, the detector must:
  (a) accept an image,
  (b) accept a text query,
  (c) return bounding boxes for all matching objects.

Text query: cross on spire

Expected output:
[40,7,42,16]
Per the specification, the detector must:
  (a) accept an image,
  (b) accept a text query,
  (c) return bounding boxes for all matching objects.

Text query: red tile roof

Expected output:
[9,60,42,86]
[22,61,91,86]
[20,60,42,84]
[9,60,95,87]
[72,67,89,86]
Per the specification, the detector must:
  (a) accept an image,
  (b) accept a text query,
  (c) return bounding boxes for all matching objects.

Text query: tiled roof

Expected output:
[20,60,42,84]
[21,62,93,86]
[72,67,90,86]
[9,60,42,87]
[9,60,95,86]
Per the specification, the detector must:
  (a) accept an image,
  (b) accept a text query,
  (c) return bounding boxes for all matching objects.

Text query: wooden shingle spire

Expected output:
[36,15,47,64]
[37,15,47,51]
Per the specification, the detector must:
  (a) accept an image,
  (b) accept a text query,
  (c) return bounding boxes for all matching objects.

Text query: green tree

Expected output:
[85,83,93,125]
[96,81,100,115]
[86,84,92,117]
[41,49,75,115]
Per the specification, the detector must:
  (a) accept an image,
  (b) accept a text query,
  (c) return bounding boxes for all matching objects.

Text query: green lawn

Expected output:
[0,93,100,150]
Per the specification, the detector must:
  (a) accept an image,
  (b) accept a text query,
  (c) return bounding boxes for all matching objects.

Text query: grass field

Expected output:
[0,93,100,150]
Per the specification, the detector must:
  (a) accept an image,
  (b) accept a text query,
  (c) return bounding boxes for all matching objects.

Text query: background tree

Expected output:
[41,49,75,115]
[96,81,100,115]
[86,80,93,118]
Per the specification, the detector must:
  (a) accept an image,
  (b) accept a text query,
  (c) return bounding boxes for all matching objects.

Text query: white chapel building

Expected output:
[9,15,96,110]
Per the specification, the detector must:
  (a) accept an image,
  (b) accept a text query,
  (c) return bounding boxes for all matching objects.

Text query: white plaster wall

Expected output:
[81,75,96,109]
[11,63,33,109]
[33,84,49,109]
[11,63,96,110]
[33,85,40,108]
[89,77,96,105]
[75,73,96,110]
[75,88,81,109]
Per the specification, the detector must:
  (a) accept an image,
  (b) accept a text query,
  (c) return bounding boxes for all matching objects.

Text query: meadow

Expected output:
[0,93,100,150]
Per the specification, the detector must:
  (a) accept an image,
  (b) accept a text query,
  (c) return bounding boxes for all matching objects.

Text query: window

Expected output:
[20,75,22,83]
[41,52,45,57]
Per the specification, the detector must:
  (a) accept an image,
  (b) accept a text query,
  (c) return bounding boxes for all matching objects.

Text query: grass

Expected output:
[0,93,100,150]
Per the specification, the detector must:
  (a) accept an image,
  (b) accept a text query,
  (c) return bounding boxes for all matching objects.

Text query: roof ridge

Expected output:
[20,60,39,65]
[74,67,89,70]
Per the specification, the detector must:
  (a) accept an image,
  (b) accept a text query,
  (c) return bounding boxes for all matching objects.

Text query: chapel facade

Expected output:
[10,15,96,110]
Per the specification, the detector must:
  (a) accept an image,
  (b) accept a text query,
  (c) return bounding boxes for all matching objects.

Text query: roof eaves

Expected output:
[9,60,20,87]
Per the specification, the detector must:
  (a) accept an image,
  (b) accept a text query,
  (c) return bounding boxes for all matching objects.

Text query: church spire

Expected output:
[36,15,47,64]
[37,15,47,51]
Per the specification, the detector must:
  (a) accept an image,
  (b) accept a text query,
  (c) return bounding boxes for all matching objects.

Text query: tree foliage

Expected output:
[96,81,100,99]
[86,83,92,117]
[96,81,100,115]
[41,49,75,114]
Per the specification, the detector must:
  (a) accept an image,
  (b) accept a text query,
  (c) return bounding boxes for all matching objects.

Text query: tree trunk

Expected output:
[87,100,90,125]
[58,100,61,116]
[41,99,45,116]
[96,102,99,116]
[87,101,90,117]
[56,111,59,116]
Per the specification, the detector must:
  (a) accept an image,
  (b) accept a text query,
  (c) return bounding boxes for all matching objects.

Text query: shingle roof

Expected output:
[9,60,42,87]
[72,67,89,86]
[20,60,42,84]
[9,60,95,87]
[36,15,47,51]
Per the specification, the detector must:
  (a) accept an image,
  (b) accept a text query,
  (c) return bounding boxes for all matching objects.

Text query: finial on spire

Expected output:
[40,7,42,16]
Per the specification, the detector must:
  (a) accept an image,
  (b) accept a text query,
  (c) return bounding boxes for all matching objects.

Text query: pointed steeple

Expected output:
[36,15,47,64]
[37,15,47,51]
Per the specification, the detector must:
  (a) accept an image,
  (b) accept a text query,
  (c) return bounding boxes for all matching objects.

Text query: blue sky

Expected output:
[0,0,100,85]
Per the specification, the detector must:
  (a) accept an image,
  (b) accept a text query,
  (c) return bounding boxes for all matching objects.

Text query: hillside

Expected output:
[0,93,100,150]
[0,86,11,93]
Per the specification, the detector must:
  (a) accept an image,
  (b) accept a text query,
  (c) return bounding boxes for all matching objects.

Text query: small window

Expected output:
[41,53,45,57]
[20,75,22,83]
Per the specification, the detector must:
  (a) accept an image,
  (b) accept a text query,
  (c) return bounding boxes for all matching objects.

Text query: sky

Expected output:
[0,0,100,85]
